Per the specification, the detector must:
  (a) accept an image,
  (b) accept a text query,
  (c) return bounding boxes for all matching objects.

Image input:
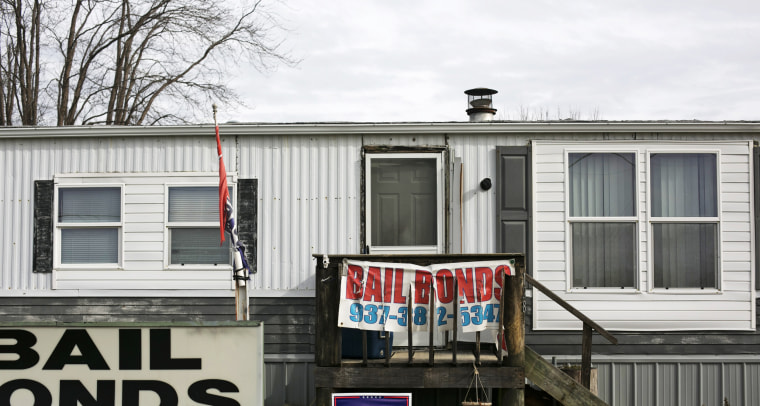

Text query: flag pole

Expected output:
[214,104,250,321]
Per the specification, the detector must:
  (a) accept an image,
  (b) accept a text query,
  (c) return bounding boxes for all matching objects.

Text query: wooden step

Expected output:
[524,346,608,406]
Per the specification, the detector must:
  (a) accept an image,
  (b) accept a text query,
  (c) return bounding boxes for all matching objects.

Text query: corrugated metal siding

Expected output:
[2,139,52,292]
[448,134,532,254]
[4,132,474,294]
[6,129,759,298]
[748,363,760,403]
[658,363,678,405]
[2,131,536,294]
[636,363,657,406]
[264,359,315,406]
[452,136,498,254]
[543,357,760,406]
[238,135,364,293]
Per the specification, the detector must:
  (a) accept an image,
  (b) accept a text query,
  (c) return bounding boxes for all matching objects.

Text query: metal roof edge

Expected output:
[2,121,760,138]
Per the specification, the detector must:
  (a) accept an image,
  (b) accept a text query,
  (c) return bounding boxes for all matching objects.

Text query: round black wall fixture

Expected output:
[480,178,492,191]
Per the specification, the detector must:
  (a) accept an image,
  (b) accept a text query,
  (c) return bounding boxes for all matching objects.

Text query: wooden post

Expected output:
[362,330,368,366]
[235,281,249,321]
[315,259,341,366]
[452,278,458,365]
[498,275,506,363]
[385,330,391,367]
[429,278,435,365]
[581,323,592,389]
[315,257,341,405]
[407,291,413,364]
[233,241,249,321]
[502,263,525,406]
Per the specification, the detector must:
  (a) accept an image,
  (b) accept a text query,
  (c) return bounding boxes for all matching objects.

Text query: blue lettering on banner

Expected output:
[345,303,500,329]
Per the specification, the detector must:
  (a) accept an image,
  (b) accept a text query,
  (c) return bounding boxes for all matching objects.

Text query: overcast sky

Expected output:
[223,0,760,123]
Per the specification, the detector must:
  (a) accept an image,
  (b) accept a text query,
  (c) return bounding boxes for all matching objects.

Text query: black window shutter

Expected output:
[33,180,54,273]
[496,146,531,274]
[237,179,258,274]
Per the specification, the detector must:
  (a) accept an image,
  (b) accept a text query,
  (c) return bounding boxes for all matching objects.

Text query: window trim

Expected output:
[164,182,236,270]
[564,149,640,292]
[562,146,725,294]
[645,150,722,293]
[364,152,445,254]
[53,183,124,269]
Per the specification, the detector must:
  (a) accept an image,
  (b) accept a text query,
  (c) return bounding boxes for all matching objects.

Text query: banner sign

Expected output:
[333,393,412,405]
[0,322,264,406]
[338,259,515,333]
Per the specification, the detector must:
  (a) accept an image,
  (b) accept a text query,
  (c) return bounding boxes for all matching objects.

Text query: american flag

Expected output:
[216,121,251,278]
[216,123,229,243]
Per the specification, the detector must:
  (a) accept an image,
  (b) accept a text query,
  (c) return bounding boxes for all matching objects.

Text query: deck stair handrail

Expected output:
[524,273,618,390]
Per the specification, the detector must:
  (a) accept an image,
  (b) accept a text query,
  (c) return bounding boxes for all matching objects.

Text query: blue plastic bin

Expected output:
[341,328,393,359]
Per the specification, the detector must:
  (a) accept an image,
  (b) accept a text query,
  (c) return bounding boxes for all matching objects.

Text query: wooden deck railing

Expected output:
[525,274,618,389]
[314,254,526,405]
[314,253,616,405]
[343,271,618,393]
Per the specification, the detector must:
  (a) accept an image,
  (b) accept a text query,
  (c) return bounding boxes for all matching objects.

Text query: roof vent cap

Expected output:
[465,88,498,122]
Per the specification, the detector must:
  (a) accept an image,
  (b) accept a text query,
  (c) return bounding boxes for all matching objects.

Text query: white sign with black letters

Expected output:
[0,322,263,406]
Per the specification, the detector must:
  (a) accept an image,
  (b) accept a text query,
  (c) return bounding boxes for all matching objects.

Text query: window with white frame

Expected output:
[56,186,122,265]
[365,152,444,254]
[650,153,719,289]
[167,186,231,266]
[532,140,752,330]
[567,150,721,291]
[568,152,637,288]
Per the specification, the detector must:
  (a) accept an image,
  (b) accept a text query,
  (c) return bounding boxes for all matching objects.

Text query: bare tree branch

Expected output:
[1,0,43,125]
[1,0,295,126]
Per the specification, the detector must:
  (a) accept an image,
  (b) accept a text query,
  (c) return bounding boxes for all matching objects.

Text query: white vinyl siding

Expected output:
[53,173,235,291]
[533,141,756,331]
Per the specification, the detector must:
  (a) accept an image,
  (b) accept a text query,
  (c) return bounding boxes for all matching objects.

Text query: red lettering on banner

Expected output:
[435,269,455,304]
[494,268,503,301]
[475,267,493,302]
[393,269,407,304]
[456,268,476,303]
[495,264,513,276]
[493,264,512,301]
[413,271,432,304]
[363,267,383,302]
[345,265,364,300]
[383,268,394,303]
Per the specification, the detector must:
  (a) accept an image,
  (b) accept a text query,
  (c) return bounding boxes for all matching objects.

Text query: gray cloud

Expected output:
[224,0,760,123]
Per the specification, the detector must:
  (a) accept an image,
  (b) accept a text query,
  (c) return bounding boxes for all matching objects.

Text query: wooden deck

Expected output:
[314,254,615,405]
[340,347,501,366]
[314,254,527,405]
[316,348,523,389]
